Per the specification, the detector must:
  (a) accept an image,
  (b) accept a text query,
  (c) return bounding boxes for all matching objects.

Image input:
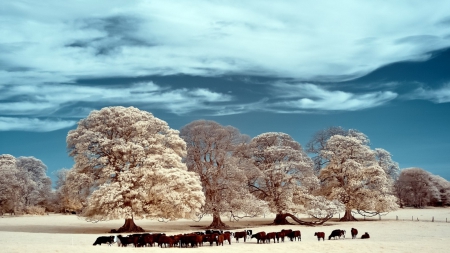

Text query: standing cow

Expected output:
[314,232,325,241]
[351,228,358,239]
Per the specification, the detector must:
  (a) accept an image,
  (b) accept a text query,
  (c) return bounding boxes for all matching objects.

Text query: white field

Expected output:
[1,208,450,253]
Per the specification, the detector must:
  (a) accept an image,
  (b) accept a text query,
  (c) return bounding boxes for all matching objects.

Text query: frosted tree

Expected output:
[319,135,398,221]
[180,120,268,229]
[0,154,22,214]
[66,106,205,232]
[248,132,342,225]
[395,168,443,207]
[15,157,52,208]
[306,127,367,174]
[429,174,450,206]
[55,168,84,213]
[375,148,400,180]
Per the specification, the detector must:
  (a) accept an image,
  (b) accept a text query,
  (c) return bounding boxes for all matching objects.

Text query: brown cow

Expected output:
[216,234,224,246]
[314,232,325,241]
[223,232,232,245]
[361,232,370,239]
[276,231,285,243]
[251,232,267,244]
[351,228,358,239]
[266,232,277,243]
[158,235,174,248]
[234,231,247,242]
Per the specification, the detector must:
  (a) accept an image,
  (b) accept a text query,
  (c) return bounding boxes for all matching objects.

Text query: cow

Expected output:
[246,229,253,238]
[351,228,358,239]
[361,232,370,239]
[93,236,114,246]
[287,230,301,241]
[180,234,202,248]
[329,229,345,240]
[138,234,154,247]
[216,234,224,246]
[234,231,247,242]
[276,231,286,243]
[223,232,232,245]
[116,235,136,247]
[314,232,325,241]
[158,235,174,248]
[251,232,267,244]
[266,232,277,243]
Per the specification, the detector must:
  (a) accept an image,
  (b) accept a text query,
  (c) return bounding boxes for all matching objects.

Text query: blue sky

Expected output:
[1,1,450,184]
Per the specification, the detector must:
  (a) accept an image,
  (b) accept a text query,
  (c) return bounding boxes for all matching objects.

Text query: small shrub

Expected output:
[25,206,46,215]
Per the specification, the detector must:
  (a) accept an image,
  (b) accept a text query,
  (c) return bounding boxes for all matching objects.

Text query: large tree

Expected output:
[66,106,205,232]
[248,132,342,225]
[319,135,398,221]
[15,156,52,208]
[180,120,268,229]
[395,168,448,208]
[0,154,22,215]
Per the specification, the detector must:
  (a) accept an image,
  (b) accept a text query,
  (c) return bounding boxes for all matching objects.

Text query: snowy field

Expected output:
[1,208,449,253]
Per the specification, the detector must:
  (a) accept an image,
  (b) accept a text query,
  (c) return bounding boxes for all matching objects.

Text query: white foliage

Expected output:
[65,106,205,221]
[319,135,398,213]
[248,132,338,216]
[0,154,52,214]
[180,120,268,220]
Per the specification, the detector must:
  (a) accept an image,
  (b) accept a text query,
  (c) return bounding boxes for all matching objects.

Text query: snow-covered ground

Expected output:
[1,207,449,253]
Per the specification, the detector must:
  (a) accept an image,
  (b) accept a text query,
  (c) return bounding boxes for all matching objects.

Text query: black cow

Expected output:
[287,230,301,241]
[329,229,345,240]
[117,235,136,247]
[351,228,358,239]
[361,232,370,239]
[93,236,114,246]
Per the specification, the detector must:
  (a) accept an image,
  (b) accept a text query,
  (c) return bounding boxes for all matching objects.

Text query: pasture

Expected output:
[0,207,449,253]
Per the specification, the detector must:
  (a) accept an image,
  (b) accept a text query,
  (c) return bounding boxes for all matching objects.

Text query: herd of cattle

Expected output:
[93,228,370,247]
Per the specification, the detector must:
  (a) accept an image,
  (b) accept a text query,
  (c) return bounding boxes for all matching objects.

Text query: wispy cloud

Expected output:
[269,82,398,111]
[0,117,76,132]
[0,82,232,116]
[407,83,450,103]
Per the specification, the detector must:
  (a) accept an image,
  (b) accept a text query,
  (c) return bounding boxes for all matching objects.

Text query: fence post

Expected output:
[432,216,434,222]
[379,214,381,220]
[396,215,398,221]
[412,216,413,221]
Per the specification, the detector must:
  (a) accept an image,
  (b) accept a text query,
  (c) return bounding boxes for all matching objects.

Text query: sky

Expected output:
[1,1,450,184]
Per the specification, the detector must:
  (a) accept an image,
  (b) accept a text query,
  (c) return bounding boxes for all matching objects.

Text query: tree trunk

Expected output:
[273,213,293,225]
[273,212,332,226]
[340,209,358,221]
[207,212,229,229]
[113,218,145,233]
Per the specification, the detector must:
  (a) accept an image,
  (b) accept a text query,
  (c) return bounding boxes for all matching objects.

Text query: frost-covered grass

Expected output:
[1,207,449,253]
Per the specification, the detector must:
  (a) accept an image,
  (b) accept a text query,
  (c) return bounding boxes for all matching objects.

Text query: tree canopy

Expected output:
[180,120,268,228]
[65,106,205,232]
[319,135,398,221]
[0,155,51,215]
[248,132,342,225]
